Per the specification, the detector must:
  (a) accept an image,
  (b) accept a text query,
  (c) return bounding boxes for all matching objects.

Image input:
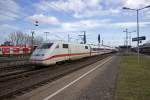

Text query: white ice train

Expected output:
[30,41,116,66]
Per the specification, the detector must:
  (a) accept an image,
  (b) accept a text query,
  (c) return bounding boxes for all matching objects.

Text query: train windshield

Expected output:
[37,43,53,49]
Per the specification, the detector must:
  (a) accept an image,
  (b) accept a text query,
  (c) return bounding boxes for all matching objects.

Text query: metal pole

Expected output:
[126,29,128,54]
[129,32,131,46]
[123,29,128,54]
[83,31,86,44]
[44,32,49,41]
[124,37,126,46]
[129,32,131,54]
[78,31,86,44]
[98,34,101,49]
[137,10,140,63]
[102,40,103,45]
[31,21,39,52]
[68,34,70,42]
[31,31,34,52]
[46,33,47,41]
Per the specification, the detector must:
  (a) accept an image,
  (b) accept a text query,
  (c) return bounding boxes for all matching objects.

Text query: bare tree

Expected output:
[9,32,16,45]
[34,36,43,45]
[9,31,24,45]
[8,31,43,46]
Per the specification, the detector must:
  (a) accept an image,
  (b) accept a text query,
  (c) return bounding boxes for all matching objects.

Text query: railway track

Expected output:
[0,56,30,63]
[0,53,114,100]
[0,64,35,80]
[0,56,30,69]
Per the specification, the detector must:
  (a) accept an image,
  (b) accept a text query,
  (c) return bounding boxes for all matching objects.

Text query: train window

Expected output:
[85,46,88,49]
[4,48,10,52]
[0,48,1,51]
[99,48,104,50]
[93,48,96,51]
[37,43,53,49]
[63,44,68,48]
[56,44,59,48]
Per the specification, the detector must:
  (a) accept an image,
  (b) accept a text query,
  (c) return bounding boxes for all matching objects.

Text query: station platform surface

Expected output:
[15,55,119,100]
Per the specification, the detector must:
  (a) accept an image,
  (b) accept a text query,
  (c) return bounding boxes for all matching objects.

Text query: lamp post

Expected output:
[123,29,128,46]
[31,21,39,52]
[123,5,150,63]
[123,28,129,54]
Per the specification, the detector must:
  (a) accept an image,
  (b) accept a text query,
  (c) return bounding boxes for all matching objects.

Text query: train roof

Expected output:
[43,41,90,46]
[41,41,115,49]
[89,44,115,49]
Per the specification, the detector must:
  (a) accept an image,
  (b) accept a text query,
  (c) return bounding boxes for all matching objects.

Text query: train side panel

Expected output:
[49,43,69,64]
[69,44,90,60]
[30,42,115,66]
[0,46,31,56]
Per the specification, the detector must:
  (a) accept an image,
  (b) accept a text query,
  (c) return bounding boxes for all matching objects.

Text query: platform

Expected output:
[15,55,119,100]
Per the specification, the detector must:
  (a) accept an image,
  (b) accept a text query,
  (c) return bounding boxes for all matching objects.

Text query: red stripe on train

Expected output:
[32,52,98,61]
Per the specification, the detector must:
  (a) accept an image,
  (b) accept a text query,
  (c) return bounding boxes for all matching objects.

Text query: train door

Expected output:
[53,43,60,61]
[89,46,92,56]
[23,47,28,55]
[84,45,90,57]
[0,48,2,56]
[3,48,10,56]
[62,43,69,60]
[68,44,71,60]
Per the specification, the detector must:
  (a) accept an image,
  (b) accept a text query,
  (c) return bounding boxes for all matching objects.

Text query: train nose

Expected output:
[30,56,44,65]
[30,50,48,65]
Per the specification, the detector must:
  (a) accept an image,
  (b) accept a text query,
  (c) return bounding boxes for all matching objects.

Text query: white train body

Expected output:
[30,41,115,66]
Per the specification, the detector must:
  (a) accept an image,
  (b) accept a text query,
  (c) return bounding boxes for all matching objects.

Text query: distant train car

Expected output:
[0,46,31,56]
[13,46,20,55]
[140,46,150,54]
[0,48,2,55]
[30,41,116,66]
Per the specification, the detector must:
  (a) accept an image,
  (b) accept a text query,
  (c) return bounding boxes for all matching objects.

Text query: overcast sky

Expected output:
[0,0,150,47]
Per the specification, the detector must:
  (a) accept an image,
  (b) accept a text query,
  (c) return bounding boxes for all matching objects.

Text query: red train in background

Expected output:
[0,46,31,56]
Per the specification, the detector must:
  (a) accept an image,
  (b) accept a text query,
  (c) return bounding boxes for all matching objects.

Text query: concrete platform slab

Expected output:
[15,55,119,100]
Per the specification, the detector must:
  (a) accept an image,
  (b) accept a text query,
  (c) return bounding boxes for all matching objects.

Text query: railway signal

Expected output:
[31,21,39,52]
[83,31,86,44]
[98,34,101,44]
[98,34,101,52]
[35,21,39,26]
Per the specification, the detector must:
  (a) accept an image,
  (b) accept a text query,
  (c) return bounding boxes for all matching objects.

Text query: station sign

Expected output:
[132,36,146,41]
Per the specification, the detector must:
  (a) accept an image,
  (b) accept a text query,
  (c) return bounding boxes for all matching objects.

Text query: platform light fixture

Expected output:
[122,5,150,63]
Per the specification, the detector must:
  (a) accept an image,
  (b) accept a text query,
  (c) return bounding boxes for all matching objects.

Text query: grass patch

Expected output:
[115,54,150,100]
